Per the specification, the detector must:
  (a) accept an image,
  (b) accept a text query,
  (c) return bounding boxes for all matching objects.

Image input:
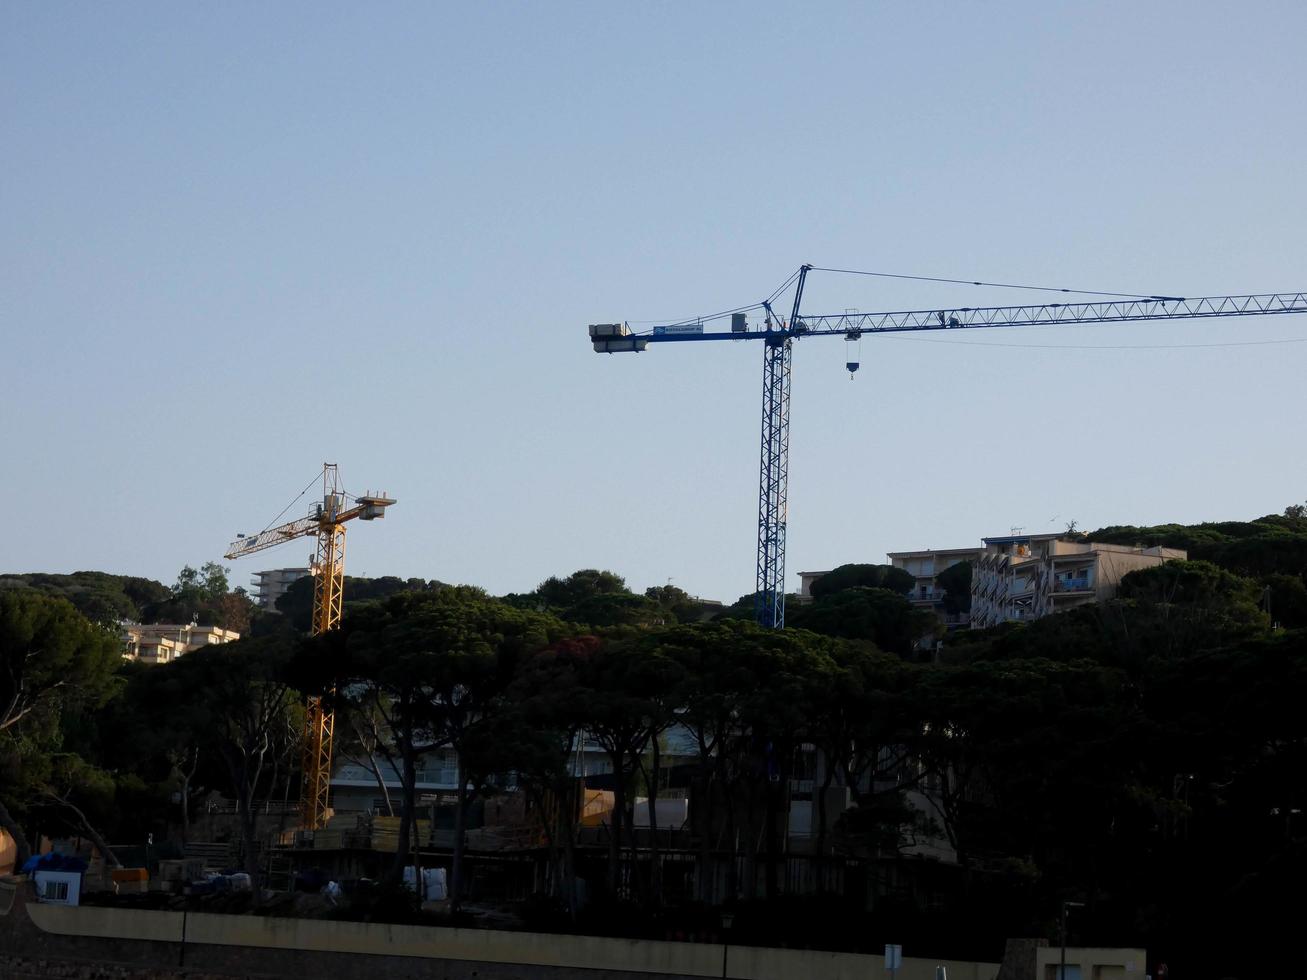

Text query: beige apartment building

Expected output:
[121,623,241,665]
[970,533,1186,629]
[800,532,1185,633]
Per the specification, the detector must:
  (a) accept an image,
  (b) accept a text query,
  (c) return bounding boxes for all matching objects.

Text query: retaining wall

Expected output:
[1,876,999,980]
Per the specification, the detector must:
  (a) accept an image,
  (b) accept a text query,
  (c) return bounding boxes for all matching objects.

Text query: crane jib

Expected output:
[630,292,1307,345]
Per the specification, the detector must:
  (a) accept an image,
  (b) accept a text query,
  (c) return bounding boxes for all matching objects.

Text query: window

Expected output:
[43,879,69,901]
[792,744,817,781]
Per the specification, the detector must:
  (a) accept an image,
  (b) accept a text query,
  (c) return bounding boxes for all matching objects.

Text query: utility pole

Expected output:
[1060,900,1085,980]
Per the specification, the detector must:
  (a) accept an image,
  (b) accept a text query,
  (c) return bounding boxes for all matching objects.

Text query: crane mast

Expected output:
[590,271,1307,629]
[755,264,810,628]
[225,463,395,829]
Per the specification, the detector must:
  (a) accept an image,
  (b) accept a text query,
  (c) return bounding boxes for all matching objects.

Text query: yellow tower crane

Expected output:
[224,463,396,830]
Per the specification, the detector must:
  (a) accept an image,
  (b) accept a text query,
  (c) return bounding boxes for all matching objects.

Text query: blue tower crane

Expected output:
[589,267,1307,629]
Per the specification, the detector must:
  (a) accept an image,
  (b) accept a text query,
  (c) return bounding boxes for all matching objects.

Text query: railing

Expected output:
[1054,577,1091,592]
[278,820,544,853]
[331,765,458,787]
[202,799,299,817]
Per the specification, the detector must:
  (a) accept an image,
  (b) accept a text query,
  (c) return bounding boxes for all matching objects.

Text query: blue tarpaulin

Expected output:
[20,853,88,875]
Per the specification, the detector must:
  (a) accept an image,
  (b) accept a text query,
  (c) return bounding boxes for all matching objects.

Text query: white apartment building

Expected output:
[970,533,1187,629]
[251,567,310,609]
[330,748,462,813]
[886,545,986,629]
[329,726,702,814]
[795,570,827,600]
[121,623,241,665]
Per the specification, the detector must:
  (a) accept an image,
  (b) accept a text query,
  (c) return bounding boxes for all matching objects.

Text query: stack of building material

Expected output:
[184,841,237,872]
[112,867,149,895]
[154,858,203,892]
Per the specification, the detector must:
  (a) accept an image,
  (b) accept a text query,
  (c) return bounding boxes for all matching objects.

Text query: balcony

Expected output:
[331,763,458,789]
[1053,576,1092,593]
[909,589,946,604]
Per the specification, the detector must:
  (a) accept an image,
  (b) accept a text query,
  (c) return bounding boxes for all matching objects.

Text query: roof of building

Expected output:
[981,532,1066,545]
[886,546,985,559]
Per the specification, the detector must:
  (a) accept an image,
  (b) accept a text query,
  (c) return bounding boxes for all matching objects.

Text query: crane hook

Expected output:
[845,329,861,380]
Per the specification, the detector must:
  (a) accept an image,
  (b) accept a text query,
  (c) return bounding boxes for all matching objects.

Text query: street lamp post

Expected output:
[1059,901,1085,980]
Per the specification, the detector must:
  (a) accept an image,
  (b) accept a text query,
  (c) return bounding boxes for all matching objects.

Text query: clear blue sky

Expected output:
[4,2,1305,602]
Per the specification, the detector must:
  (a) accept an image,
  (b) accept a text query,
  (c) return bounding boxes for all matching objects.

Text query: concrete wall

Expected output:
[3,875,1000,980]
[1035,947,1147,980]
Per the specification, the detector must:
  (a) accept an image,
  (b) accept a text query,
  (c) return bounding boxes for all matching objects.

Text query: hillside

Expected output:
[1086,510,1307,626]
[0,571,170,624]
[0,564,254,632]
[1087,511,1307,578]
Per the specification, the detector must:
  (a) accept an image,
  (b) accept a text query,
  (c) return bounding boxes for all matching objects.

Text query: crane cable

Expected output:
[627,301,764,327]
[764,267,803,306]
[254,471,323,536]
[626,269,803,327]
[809,266,1183,301]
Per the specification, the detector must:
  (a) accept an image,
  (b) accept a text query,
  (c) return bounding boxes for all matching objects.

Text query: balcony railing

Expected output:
[332,764,458,787]
[1054,577,1091,593]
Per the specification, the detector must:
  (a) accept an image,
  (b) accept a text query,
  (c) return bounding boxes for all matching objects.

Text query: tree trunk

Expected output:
[763,776,778,900]
[179,745,199,846]
[350,715,397,818]
[451,761,469,912]
[277,760,293,838]
[622,756,646,901]
[228,763,260,897]
[0,796,32,869]
[722,753,740,903]
[815,759,837,891]
[695,765,714,902]
[643,737,663,907]
[741,771,757,899]
[411,802,422,905]
[389,749,418,885]
[524,781,558,898]
[179,771,191,846]
[606,753,624,897]
[43,791,121,871]
[240,804,259,884]
[763,738,792,901]
[370,754,395,817]
[561,796,580,922]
